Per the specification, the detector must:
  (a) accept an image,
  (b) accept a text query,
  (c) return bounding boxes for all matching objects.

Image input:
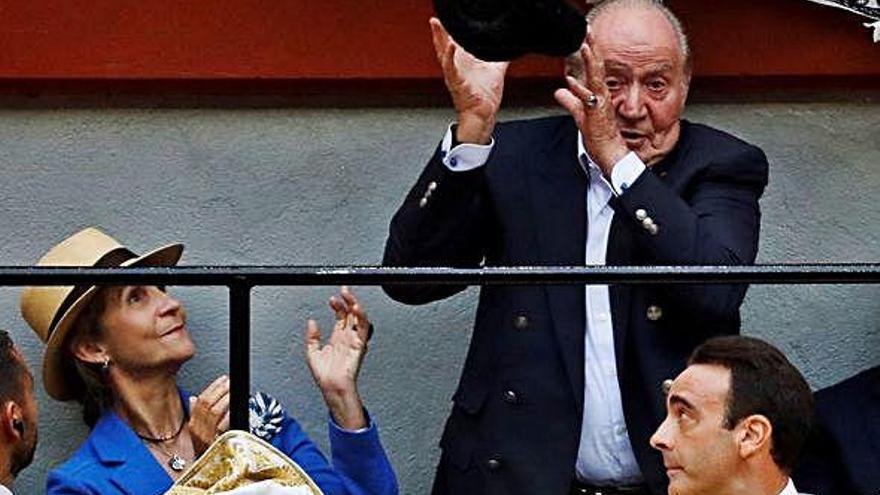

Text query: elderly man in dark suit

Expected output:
[383,1,768,494]
[794,365,880,495]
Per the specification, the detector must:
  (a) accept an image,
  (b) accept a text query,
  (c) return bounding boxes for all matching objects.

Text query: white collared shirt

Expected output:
[779,478,802,495]
[0,483,13,495]
[440,125,649,484]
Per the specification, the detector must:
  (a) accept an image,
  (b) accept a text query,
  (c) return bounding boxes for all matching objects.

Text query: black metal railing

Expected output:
[3,263,879,430]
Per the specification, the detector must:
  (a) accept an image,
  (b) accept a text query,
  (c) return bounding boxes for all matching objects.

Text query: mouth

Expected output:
[664,464,684,476]
[160,323,185,338]
[620,129,646,142]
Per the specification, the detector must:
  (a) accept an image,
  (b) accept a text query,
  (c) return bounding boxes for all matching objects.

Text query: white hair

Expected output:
[584,0,692,73]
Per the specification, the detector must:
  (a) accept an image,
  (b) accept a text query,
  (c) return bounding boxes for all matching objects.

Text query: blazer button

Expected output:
[485,457,502,472]
[419,197,428,208]
[662,379,674,395]
[513,315,529,330]
[635,208,648,221]
[427,181,438,192]
[647,305,663,321]
[503,390,519,404]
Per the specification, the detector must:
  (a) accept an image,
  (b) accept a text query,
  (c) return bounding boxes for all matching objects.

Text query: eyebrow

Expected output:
[668,393,696,412]
[113,285,134,305]
[605,61,676,74]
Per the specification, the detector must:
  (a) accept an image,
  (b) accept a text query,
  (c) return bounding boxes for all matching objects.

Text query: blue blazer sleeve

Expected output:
[272,412,398,495]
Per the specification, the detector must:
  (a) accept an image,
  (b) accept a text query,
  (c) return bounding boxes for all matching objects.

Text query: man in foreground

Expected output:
[651,336,812,495]
[0,330,39,495]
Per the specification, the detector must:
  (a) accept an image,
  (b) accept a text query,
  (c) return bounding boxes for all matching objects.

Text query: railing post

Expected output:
[229,277,251,431]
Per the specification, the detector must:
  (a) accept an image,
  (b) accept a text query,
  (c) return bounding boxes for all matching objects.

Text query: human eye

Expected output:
[126,287,146,305]
[677,408,698,428]
[647,77,668,92]
[605,76,623,90]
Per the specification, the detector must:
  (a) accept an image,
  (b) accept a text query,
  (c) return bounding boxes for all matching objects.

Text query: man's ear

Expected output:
[735,414,773,460]
[1,400,24,441]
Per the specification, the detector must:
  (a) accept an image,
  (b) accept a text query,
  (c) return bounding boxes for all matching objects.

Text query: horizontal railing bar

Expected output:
[0,264,877,285]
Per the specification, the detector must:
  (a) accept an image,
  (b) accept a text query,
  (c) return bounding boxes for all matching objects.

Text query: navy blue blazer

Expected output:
[383,116,768,495]
[794,366,880,495]
[47,390,398,495]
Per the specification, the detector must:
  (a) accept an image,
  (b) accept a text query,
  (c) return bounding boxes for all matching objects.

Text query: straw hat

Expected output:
[20,227,183,401]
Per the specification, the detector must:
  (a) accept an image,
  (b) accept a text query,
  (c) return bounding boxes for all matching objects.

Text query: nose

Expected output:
[617,84,647,121]
[157,288,182,315]
[650,416,672,451]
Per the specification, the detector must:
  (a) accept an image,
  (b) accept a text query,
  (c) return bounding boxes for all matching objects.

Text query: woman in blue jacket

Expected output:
[20,227,398,495]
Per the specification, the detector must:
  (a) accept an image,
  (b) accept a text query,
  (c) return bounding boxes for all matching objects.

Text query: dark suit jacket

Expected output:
[794,366,880,495]
[383,116,768,495]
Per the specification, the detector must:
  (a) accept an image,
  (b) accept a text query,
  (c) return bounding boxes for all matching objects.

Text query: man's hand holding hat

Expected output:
[430,17,508,146]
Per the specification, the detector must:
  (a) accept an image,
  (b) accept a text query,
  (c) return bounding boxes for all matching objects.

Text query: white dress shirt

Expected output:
[440,125,648,484]
[779,478,803,495]
[0,483,13,495]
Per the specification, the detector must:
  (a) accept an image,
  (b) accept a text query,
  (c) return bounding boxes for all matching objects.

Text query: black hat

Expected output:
[434,0,587,61]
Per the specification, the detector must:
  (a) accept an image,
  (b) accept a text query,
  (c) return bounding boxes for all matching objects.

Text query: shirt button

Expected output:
[503,390,519,404]
[597,312,609,322]
[647,305,663,321]
[485,457,502,472]
[513,315,529,330]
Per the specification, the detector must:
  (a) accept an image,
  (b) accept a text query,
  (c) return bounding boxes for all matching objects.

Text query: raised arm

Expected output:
[299,287,398,495]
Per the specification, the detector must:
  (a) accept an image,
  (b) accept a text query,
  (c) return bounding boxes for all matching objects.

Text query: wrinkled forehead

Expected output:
[589,5,683,67]
[668,364,731,410]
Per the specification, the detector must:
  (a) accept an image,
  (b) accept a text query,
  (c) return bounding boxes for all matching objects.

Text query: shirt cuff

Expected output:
[328,410,372,435]
[327,410,384,459]
[440,123,494,172]
[609,151,646,194]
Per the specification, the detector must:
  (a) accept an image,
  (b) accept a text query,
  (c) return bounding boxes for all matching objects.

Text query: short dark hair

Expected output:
[688,335,813,474]
[0,330,28,404]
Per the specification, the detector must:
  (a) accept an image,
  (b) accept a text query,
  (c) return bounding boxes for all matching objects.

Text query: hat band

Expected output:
[46,247,139,338]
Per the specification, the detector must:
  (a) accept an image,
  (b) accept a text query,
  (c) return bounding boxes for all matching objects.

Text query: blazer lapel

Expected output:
[529,119,587,409]
[91,410,173,495]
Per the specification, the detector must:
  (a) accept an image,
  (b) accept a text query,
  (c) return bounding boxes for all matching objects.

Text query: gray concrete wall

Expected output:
[0,103,877,493]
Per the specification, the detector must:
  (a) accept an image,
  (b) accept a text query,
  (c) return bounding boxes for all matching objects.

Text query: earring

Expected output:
[101,356,111,371]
